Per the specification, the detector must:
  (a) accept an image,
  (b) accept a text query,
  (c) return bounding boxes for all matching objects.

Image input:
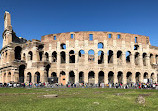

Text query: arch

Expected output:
[60,51,66,63]
[108,50,113,63]
[60,43,66,49]
[98,42,104,49]
[60,71,66,85]
[8,72,11,82]
[135,52,140,65]
[136,72,141,83]
[35,72,40,83]
[98,51,104,64]
[27,72,32,83]
[117,34,121,39]
[78,50,85,62]
[143,53,147,66]
[52,51,57,62]
[28,51,33,60]
[45,52,49,61]
[69,50,75,63]
[108,71,114,84]
[117,71,123,83]
[51,72,58,83]
[15,46,22,60]
[98,71,104,83]
[79,71,84,83]
[88,71,95,84]
[19,65,26,83]
[45,64,50,77]
[69,71,75,84]
[126,51,131,63]
[38,45,44,50]
[39,52,43,61]
[60,71,66,75]
[126,72,132,84]
[144,72,148,79]
[134,45,139,50]
[117,50,123,65]
[88,50,95,62]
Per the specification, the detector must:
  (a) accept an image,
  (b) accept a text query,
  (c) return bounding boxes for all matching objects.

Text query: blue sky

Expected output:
[0,0,158,48]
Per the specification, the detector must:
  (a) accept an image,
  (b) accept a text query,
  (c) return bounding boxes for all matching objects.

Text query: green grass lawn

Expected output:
[0,88,157,111]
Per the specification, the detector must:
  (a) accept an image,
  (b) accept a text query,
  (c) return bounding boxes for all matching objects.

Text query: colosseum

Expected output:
[0,11,158,85]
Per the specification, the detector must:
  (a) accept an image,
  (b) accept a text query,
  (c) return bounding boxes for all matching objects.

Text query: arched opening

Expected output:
[45,64,50,78]
[135,52,140,66]
[39,52,43,61]
[117,50,122,65]
[143,53,147,66]
[8,72,11,82]
[134,45,139,50]
[35,72,40,83]
[79,71,84,83]
[98,51,104,64]
[3,73,6,83]
[117,71,123,83]
[19,65,25,83]
[69,50,75,63]
[27,72,32,83]
[45,52,49,61]
[88,50,95,62]
[60,51,66,63]
[126,51,131,63]
[108,50,113,63]
[88,71,95,84]
[51,72,58,83]
[15,46,22,60]
[38,45,44,50]
[108,71,114,84]
[60,43,66,49]
[126,72,132,84]
[78,50,85,62]
[144,72,148,79]
[69,71,75,84]
[136,72,141,83]
[98,42,104,49]
[98,71,104,83]
[28,51,33,61]
[52,51,57,62]
[60,71,66,85]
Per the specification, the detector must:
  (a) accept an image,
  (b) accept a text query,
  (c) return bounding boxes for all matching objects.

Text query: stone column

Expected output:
[113,51,117,65]
[32,73,35,84]
[75,70,79,84]
[139,53,143,67]
[65,70,69,84]
[123,71,127,85]
[66,51,69,64]
[75,51,78,63]
[132,71,136,83]
[131,53,135,67]
[114,70,117,84]
[122,52,126,67]
[104,71,108,84]
[84,71,88,84]
[104,51,108,66]
[49,53,52,63]
[95,71,98,84]
[139,72,143,83]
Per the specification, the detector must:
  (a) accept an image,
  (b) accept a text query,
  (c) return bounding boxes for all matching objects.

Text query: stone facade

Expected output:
[0,11,158,85]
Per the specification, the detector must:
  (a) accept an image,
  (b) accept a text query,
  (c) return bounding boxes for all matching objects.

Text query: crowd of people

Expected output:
[0,82,158,90]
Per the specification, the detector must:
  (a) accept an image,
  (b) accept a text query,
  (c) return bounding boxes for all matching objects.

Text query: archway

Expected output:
[108,50,113,63]
[69,71,75,84]
[51,72,58,83]
[27,72,32,83]
[69,50,75,63]
[117,71,123,83]
[60,71,66,85]
[78,50,85,62]
[60,51,66,63]
[35,72,40,83]
[52,51,57,62]
[88,71,95,84]
[19,65,25,83]
[15,46,22,60]
[79,72,84,83]
[108,71,114,84]
[127,72,132,84]
[98,71,104,83]
[88,50,95,62]
[98,51,104,64]
[136,72,140,83]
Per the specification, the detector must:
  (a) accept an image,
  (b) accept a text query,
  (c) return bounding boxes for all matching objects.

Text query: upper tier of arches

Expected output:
[41,31,149,45]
